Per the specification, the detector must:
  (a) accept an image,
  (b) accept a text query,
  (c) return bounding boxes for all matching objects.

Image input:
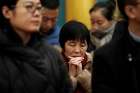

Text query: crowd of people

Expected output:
[1,0,140,93]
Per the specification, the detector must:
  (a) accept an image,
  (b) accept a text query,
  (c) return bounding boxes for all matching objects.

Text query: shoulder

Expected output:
[33,37,63,64]
[54,25,61,34]
[111,20,128,41]
[95,20,129,56]
[86,52,93,62]
[94,38,122,61]
[41,43,61,57]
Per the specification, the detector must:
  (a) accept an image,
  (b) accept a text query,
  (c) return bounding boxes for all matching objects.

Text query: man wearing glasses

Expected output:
[40,0,61,51]
[92,0,140,93]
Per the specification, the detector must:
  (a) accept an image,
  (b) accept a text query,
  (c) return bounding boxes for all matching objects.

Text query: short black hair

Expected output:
[89,1,115,21]
[117,0,138,19]
[59,20,90,49]
[42,0,60,9]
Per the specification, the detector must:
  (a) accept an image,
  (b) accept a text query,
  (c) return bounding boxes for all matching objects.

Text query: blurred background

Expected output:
[57,0,111,28]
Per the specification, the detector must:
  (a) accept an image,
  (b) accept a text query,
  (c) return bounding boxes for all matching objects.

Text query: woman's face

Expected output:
[5,0,42,33]
[64,40,88,58]
[90,9,111,32]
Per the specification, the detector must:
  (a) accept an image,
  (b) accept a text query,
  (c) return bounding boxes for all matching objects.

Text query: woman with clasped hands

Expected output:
[59,20,92,93]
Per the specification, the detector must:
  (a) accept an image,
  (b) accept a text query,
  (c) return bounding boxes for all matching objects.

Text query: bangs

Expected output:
[59,20,90,48]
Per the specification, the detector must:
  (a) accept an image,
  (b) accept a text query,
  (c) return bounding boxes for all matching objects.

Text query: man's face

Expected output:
[90,9,111,33]
[41,8,59,33]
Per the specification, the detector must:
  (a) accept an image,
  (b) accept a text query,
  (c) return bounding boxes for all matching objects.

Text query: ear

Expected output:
[2,6,13,19]
[125,5,136,19]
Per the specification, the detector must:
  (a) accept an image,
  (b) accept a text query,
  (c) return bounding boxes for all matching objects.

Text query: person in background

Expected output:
[41,0,61,51]
[59,20,92,93]
[92,0,140,93]
[89,1,116,49]
[0,0,72,93]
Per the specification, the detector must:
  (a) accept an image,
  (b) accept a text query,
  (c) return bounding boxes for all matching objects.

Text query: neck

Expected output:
[15,30,31,45]
[128,20,140,37]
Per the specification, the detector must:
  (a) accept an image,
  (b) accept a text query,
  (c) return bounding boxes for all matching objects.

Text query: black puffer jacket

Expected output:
[0,29,72,93]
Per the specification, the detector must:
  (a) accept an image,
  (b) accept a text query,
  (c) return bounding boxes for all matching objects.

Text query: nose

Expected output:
[46,20,53,29]
[33,10,41,17]
[93,24,99,31]
[74,45,82,55]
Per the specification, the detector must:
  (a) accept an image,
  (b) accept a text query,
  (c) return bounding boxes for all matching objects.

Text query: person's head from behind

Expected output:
[117,0,140,22]
[89,1,115,33]
[41,0,59,33]
[0,0,43,33]
[59,20,90,58]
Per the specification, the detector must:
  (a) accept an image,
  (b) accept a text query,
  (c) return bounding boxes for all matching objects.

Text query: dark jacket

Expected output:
[92,20,140,93]
[0,27,72,93]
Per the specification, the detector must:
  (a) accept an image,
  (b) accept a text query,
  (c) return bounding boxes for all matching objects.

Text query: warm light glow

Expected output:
[65,0,95,29]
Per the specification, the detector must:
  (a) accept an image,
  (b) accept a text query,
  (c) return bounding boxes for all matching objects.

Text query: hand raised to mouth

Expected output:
[68,56,84,65]
[68,56,83,77]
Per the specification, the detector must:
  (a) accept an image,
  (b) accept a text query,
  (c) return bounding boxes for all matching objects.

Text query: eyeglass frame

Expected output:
[10,1,43,14]
[42,16,58,23]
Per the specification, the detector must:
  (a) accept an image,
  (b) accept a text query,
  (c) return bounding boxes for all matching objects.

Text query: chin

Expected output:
[28,27,40,32]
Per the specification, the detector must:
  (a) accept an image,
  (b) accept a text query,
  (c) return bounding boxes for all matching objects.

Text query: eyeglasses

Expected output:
[12,2,43,13]
[42,16,57,22]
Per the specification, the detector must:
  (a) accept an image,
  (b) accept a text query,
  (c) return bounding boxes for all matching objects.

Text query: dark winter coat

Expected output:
[92,20,140,93]
[0,27,72,93]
